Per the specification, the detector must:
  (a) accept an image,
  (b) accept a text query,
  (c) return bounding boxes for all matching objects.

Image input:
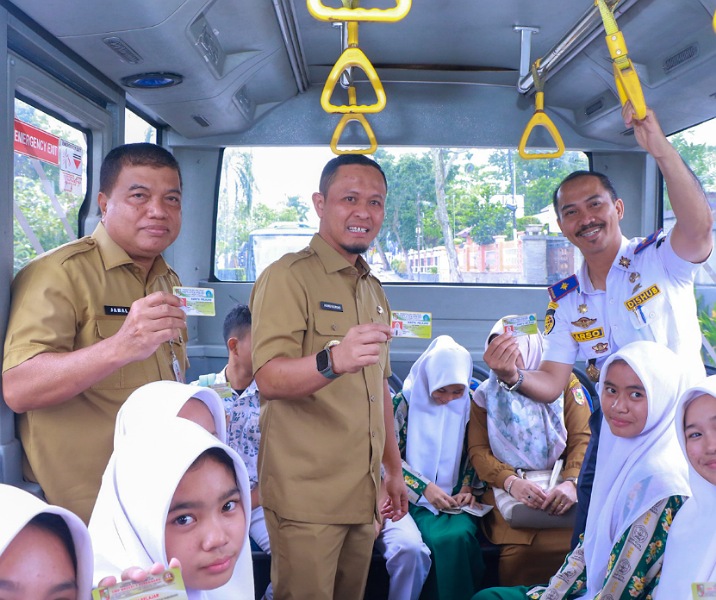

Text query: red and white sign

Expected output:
[14,119,59,165]
[60,139,83,175]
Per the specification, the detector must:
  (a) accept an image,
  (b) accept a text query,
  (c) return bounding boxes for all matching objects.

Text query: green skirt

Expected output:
[410,504,485,600]
[471,586,529,600]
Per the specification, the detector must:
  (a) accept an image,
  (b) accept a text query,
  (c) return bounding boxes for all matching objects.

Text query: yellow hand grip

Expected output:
[518,91,565,160]
[605,31,646,120]
[331,113,378,155]
[307,0,411,22]
[712,9,716,33]
[321,47,386,114]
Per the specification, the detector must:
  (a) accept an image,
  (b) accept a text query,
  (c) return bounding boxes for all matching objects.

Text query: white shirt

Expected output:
[543,230,705,382]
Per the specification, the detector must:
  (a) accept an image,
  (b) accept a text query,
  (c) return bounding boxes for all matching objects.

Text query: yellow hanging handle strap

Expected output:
[320,22,386,114]
[713,9,716,33]
[330,86,378,155]
[596,0,646,120]
[307,0,411,22]
[518,61,565,160]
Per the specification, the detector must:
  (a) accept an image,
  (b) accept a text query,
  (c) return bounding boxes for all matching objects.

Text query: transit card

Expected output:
[173,286,215,317]
[502,313,538,337]
[693,583,716,598]
[391,311,432,339]
[92,567,187,600]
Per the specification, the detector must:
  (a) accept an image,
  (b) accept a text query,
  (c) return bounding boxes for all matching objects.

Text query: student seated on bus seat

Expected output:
[192,303,273,600]
[472,342,689,600]
[468,319,590,587]
[2,143,188,524]
[193,303,432,600]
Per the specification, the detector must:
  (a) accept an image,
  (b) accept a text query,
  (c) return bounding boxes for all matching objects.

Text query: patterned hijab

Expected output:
[657,375,716,600]
[583,341,690,600]
[404,335,472,514]
[0,484,93,598]
[474,318,567,469]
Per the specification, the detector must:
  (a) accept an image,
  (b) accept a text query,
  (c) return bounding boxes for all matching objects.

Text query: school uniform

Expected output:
[658,376,716,599]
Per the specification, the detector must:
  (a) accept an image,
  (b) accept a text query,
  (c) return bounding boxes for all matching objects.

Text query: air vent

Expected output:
[233,87,256,121]
[663,43,699,74]
[585,97,604,117]
[192,115,211,128]
[103,37,143,64]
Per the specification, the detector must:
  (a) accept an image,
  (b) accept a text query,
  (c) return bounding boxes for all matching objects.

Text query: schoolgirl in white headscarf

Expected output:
[581,341,690,600]
[475,319,568,469]
[403,334,473,513]
[90,417,253,600]
[0,483,93,599]
[114,380,227,444]
[657,375,716,599]
[91,381,228,585]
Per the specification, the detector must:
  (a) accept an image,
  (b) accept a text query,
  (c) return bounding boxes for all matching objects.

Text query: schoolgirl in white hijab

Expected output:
[581,341,690,600]
[657,375,716,599]
[403,334,473,514]
[475,319,568,470]
[114,380,227,444]
[0,483,93,599]
[90,418,254,600]
[91,381,228,583]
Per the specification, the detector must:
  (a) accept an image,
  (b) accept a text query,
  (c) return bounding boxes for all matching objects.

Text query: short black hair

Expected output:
[223,303,251,344]
[552,170,618,217]
[318,155,387,197]
[27,513,77,574]
[99,143,182,195]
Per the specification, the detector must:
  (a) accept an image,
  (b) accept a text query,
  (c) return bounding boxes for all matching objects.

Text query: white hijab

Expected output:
[583,341,690,600]
[90,419,254,600]
[475,319,567,469]
[657,375,716,599]
[0,484,93,598]
[404,335,472,514]
[91,381,228,585]
[114,381,227,445]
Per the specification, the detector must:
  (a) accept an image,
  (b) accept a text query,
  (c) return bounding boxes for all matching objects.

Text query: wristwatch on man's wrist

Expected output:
[316,346,340,380]
[498,369,524,392]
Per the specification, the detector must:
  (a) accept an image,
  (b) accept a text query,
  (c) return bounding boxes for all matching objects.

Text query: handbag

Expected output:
[492,469,577,529]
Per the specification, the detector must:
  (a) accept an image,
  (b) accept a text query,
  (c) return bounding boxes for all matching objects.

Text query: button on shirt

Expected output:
[250,234,391,525]
[543,231,705,382]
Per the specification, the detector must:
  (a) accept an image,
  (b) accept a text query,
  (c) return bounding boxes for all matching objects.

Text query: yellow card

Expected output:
[92,568,187,599]
[173,286,215,317]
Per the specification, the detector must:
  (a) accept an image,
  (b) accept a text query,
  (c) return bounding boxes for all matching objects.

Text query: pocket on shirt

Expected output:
[313,310,349,351]
[623,283,667,331]
[91,317,155,390]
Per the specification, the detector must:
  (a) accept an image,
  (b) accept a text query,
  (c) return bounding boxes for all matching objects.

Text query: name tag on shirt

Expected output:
[320,301,343,312]
[104,305,130,315]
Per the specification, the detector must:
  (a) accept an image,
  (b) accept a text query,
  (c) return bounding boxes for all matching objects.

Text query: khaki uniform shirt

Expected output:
[250,234,391,524]
[3,223,187,522]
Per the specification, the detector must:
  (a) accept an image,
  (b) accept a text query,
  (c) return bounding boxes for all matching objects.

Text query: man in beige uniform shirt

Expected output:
[250,154,407,600]
[3,143,188,523]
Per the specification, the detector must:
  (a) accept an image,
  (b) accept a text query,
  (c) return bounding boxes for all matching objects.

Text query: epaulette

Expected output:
[547,274,580,302]
[44,235,98,265]
[634,229,663,254]
[280,246,314,267]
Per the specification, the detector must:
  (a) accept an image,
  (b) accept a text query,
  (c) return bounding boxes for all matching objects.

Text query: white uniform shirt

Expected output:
[543,231,705,382]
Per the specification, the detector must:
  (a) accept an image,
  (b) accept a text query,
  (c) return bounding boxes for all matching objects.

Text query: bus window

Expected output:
[124,108,157,144]
[13,99,88,274]
[213,145,587,284]
[672,118,716,365]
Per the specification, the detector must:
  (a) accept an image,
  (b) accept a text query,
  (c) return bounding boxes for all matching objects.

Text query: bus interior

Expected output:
[2,0,716,594]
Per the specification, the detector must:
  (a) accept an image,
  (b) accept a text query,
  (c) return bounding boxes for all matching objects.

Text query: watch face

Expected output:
[316,349,329,371]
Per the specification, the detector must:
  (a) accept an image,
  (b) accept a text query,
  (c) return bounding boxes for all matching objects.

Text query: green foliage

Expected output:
[698,295,716,366]
[286,195,310,222]
[666,133,716,210]
[469,201,512,244]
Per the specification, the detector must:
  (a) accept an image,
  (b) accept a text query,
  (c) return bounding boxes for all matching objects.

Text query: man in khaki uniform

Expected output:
[3,143,188,523]
[250,154,407,600]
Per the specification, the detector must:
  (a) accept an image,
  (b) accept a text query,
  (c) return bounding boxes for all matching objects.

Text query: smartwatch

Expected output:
[498,369,524,392]
[316,346,340,379]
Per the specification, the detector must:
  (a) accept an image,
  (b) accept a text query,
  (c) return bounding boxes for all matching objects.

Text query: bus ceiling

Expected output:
[5,0,716,149]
